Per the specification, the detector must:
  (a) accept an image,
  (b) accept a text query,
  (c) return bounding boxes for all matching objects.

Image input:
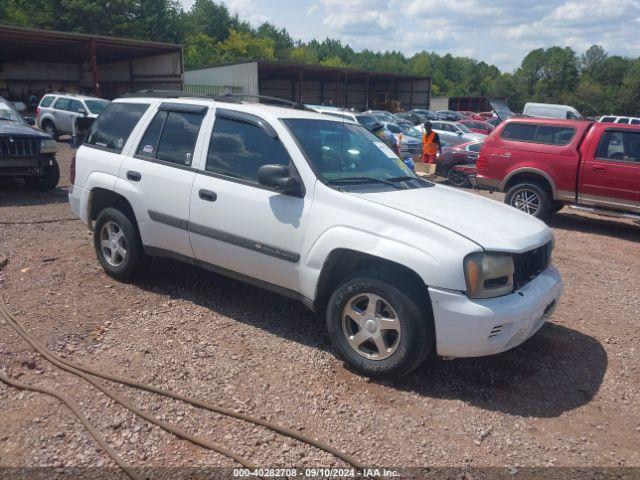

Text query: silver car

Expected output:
[430,120,486,146]
[36,93,109,139]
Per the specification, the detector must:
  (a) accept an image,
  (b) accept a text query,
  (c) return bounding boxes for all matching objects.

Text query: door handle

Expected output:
[592,166,607,172]
[199,189,217,202]
[126,171,141,182]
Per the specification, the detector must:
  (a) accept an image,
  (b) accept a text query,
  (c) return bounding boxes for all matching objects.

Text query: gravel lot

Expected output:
[1,143,639,476]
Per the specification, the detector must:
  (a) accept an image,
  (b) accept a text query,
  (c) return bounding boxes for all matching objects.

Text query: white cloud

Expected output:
[224,0,269,25]
[306,4,318,14]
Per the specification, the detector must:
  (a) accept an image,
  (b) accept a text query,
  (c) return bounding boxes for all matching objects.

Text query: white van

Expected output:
[523,102,582,120]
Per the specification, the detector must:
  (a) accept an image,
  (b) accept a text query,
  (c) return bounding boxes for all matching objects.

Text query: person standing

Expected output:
[421,121,441,164]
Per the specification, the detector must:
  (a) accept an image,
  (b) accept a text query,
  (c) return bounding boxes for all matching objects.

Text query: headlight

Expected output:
[464,252,515,299]
[40,139,58,154]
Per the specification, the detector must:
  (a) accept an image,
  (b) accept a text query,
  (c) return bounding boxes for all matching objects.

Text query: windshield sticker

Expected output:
[142,144,154,154]
[116,138,124,148]
[374,142,398,159]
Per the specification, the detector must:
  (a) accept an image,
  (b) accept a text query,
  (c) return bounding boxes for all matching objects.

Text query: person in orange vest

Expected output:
[421,121,442,164]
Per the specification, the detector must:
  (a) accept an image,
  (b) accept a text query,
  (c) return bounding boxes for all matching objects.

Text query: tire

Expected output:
[505,182,551,219]
[25,159,60,191]
[41,120,58,140]
[93,208,144,280]
[549,201,564,214]
[447,165,471,188]
[326,268,435,379]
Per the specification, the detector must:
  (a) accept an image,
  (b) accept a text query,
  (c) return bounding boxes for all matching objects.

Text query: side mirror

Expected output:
[458,131,463,135]
[77,108,87,115]
[257,164,303,196]
[24,116,36,126]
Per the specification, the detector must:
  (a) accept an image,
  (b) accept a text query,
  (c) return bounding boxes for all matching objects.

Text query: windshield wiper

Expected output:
[327,176,402,189]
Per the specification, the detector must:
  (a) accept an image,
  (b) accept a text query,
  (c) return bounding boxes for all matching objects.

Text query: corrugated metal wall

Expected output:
[184,62,259,96]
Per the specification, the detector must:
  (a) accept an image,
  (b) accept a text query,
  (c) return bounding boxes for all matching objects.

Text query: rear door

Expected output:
[116,102,209,258]
[52,97,72,134]
[579,128,640,212]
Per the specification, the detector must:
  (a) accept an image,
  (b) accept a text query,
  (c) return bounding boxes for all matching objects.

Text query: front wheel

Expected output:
[326,269,434,379]
[25,160,60,191]
[93,208,144,280]
[505,182,551,219]
[447,165,471,188]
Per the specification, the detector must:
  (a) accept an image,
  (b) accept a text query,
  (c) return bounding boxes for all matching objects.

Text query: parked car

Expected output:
[0,95,59,190]
[599,115,640,125]
[486,117,502,128]
[478,111,495,120]
[69,92,562,378]
[37,93,110,139]
[459,119,495,135]
[310,107,380,131]
[476,117,640,221]
[431,120,486,145]
[436,140,483,187]
[395,111,427,125]
[522,102,582,120]
[409,109,442,121]
[436,110,467,121]
[364,110,402,124]
[458,111,485,121]
[383,122,422,161]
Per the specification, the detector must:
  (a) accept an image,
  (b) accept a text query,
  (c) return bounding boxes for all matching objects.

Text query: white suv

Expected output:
[37,93,110,139]
[69,93,563,378]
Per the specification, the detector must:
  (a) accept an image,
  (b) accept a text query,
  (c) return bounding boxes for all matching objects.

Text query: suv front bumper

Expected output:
[429,265,562,357]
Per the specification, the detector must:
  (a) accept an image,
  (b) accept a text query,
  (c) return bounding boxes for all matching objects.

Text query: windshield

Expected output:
[285,119,416,183]
[0,100,25,123]
[355,114,379,129]
[85,99,110,115]
[385,123,402,134]
[399,124,422,137]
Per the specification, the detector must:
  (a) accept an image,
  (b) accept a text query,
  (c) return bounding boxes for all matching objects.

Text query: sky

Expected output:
[180,0,640,71]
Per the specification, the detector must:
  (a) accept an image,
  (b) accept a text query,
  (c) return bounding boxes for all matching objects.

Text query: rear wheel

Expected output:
[94,208,144,280]
[326,269,434,379]
[25,160,60,191]
[447,165,471,188]
[505,182,551,219]
[41,120,58,140]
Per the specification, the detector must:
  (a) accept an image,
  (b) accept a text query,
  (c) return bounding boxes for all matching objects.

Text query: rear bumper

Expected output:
[68,184,91,226]
[430,266,563,358]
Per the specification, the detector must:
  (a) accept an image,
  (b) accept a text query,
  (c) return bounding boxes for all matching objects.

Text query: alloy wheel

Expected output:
[511,188,541,215]
[341,293,402,360]
[100,221,127,267]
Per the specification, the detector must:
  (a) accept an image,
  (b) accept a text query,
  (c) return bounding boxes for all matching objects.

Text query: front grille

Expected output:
[513,241,552,290]
[0,137,41,157]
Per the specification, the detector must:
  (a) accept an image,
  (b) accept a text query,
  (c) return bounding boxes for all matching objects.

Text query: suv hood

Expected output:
[0,122,50,139]
[350,185,551,252]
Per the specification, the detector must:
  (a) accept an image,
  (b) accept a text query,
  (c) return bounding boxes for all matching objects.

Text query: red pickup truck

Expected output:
[476,117,640,221]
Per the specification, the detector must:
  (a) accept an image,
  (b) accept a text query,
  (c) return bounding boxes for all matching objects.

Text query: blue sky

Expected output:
[180,0,640,71]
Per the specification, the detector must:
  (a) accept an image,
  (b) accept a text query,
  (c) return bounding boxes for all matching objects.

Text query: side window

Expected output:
[206,117,290,182]
[632,119,640,125]
[501,123,537,142]
[69,99,84,113]
[600,117,616,123]
[85,102,149,152]
[40,96,55,107]
[144,111,203,166]
[54,98,70,111]
[596,131,640,162]
[534,126,575,146]
[467,143,481,153]
[617,118,630,125]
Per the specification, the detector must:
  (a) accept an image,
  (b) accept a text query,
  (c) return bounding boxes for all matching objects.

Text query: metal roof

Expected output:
[188,60,430,82]
[0,25,182,64]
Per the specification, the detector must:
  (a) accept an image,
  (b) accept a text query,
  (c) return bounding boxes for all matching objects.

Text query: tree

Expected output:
[217,29,275,62]
[184,33,220,69]
[256,22,293,59]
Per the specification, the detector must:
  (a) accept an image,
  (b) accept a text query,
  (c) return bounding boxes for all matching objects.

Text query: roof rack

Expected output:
[122,90,311,111]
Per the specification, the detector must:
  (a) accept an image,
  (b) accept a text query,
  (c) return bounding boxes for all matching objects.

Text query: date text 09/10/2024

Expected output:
[233,468,400,477]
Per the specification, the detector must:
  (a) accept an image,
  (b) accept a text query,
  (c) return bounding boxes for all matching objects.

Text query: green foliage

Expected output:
[1,0,639,114]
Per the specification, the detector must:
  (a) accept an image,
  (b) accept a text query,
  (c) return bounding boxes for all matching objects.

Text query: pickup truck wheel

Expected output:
[505,182,550,219]
[94,208,143,280]
[326,269,434,379]
[25,160,60,191]
[447,165,471,188]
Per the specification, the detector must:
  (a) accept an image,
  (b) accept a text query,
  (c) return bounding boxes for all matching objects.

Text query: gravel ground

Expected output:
[1,143,639,476]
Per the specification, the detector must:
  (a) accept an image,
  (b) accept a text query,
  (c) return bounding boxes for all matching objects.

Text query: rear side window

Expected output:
[206,117,290,182]
[136,110,203,166]
[632,119,640,125]
[85,102,149,152]
[617,118,630,124]
[600,117,616,123]
[501,123,575,146]
[596,131,640,162]
[40,96,55,107]
[54,98,70,110]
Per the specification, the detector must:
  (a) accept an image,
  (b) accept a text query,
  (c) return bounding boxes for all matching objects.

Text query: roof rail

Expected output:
[122,90,311,111]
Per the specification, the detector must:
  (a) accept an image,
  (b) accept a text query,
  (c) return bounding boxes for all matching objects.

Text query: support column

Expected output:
[89,39,101,97]
[335,71,340,106]
[344,72,348,108]
[365,74,370,110]
[299,67,303,103]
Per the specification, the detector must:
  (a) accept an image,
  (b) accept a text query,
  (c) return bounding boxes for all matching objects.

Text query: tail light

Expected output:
[476,152,488,171]
[35,107,40,119]
[70,151,77,185]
